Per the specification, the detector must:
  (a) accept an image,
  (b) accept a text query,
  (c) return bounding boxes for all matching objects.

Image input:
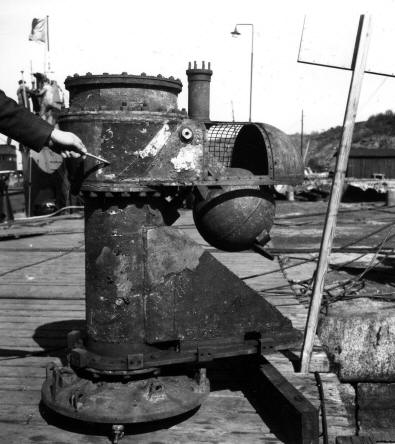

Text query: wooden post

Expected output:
[301,109,304,158]
[300,15,372,373]
[242,357,319,444]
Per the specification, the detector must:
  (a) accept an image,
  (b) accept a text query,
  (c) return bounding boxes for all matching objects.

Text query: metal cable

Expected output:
[275,204,395,221]
[314,371,329,444]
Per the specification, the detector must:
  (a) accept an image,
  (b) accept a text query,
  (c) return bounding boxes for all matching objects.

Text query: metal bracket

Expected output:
[127,354,144,370]
[196,347,214,363]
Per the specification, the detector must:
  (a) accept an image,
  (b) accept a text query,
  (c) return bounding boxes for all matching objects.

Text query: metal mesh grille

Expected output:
[206,123,244,167]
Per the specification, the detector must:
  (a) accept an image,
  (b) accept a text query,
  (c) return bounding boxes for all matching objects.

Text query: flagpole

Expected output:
[46,15,51,74]
[30,60,34,88]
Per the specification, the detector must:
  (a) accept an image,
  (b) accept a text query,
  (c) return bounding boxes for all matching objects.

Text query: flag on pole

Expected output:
[29,18,46,43]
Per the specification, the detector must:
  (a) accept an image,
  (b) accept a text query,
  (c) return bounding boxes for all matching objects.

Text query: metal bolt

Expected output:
[180,127,194,142]
[112,424,124,444]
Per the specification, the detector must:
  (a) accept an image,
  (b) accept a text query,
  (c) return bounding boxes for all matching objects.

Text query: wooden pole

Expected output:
[46,15,50,53]
[300,15,372,373]
[301,109,304,159]
[249,24,254,122]
[45,15,51,73]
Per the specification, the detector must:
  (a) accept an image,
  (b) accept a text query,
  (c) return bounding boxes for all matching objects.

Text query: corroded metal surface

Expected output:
[65,73,182,112]
[42,363,209,423]
[257,122,304,183]
[186,61,212,121]
[59,74,303,190]
[80,197,300,373]
[203,121,303,186]
[193,185,275,251]
[43,68,304,427]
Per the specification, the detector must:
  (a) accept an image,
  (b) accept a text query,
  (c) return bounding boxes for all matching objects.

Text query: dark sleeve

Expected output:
[0,89,54,152]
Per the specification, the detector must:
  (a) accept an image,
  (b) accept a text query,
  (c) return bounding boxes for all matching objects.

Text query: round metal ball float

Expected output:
[193,184,275,252]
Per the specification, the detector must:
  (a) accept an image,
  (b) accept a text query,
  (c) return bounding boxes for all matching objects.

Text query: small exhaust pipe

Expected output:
[186,61,212,121]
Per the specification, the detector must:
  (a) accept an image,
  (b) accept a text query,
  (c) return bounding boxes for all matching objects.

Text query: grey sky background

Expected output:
[1,0,395,135]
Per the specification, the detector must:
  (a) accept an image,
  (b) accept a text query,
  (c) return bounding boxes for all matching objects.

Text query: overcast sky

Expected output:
[1,0,395,135]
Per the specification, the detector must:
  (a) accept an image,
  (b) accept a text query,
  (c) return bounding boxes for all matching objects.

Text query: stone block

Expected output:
[318,299,395,381]
[358,383,395,439]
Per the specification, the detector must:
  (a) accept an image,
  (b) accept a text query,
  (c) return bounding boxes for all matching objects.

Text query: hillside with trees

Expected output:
[289,110,395,172]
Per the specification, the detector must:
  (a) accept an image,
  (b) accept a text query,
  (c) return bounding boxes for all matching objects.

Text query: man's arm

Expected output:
[0,89,86,158]
[0,89,53,151]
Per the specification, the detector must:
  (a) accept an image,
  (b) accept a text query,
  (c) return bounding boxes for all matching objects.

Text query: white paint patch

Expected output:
[171,145,202,172]
[136,123,171,159]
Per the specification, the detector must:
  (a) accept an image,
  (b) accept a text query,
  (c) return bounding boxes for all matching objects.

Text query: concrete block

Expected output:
[318,299,395,381]
[358,383,395,439]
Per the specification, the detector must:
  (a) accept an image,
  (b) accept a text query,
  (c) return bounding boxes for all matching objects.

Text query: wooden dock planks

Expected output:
[0,210,355,443]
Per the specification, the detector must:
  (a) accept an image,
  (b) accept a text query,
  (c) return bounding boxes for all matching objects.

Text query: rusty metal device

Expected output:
[41,63,304,438]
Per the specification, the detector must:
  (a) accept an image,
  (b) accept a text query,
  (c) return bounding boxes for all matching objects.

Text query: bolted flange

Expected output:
[42,363,210,424]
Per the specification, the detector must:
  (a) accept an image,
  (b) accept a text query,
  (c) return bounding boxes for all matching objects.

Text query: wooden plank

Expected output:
[0,208,352,443]
[0,356,62,367]
[0,390,282,442]
[336,437,376,444]
[0,299,84,306]
[0,366,48,377]
[242,357,319,444]
[0,291,84,300]
[0,422,280,444]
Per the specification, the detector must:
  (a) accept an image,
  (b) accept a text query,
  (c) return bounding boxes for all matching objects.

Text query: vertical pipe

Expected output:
[186,61,213,121]
[46,15,50,73]
[46,15,50,52]
[249,25,254,122]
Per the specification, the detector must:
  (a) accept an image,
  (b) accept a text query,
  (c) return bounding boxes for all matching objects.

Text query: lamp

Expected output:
[231,26,240,37]
[230,23,254,122]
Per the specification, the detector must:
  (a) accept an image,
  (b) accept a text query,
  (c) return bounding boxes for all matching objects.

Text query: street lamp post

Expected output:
[231,23,254,122]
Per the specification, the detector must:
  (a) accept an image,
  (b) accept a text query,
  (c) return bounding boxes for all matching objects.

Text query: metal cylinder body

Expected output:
[60,74,184,357]
[42,69,303,426]
[59,73,185,190]
[84,194,177,355]
[186,62,212,121]
[42,73,212,423]
[66,73,182,113]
